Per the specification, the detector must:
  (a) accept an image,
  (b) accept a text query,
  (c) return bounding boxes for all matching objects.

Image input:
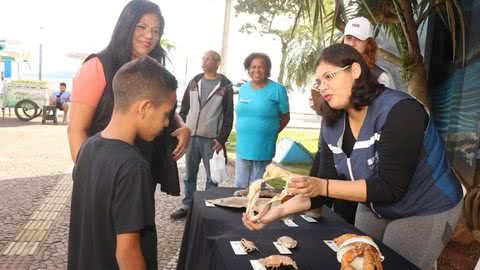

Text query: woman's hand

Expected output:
[171,126,191,161]
[242,203,284,231]
[288,175,325,198]
[242,213,266,231]
[242,195,313,231]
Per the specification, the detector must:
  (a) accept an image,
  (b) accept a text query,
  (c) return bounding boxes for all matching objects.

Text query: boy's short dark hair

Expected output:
[112,56,177,112]
[60,82,67,87]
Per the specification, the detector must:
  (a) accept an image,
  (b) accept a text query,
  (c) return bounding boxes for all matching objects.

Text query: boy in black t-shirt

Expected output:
[68,56,177,270]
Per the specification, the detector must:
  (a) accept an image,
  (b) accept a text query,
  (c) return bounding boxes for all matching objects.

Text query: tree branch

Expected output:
[415,0,448,28]
[398,0,422,60]
[393,1,412,53]
[289,0,303,42]
[268,12,277,32]
[333,0,345,32]
[376,16,400,24]
[377,47,401,66]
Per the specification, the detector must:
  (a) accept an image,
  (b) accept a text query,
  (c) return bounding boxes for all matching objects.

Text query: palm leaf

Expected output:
[445,1,457,60]
[359,0,379,24]
[452,0,466,66]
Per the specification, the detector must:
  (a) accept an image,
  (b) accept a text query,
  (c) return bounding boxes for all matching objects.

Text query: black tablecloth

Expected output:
[176,187,419,270]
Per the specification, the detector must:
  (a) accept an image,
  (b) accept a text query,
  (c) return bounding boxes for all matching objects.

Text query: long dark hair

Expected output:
[104,0,166,69]
[316,44,384,125]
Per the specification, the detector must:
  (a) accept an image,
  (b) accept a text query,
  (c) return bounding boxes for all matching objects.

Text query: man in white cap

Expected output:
[343,17,395,89]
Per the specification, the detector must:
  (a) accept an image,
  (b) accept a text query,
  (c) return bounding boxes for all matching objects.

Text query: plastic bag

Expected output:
[210,150,227,184]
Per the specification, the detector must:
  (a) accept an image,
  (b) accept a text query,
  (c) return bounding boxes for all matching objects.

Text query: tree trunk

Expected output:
[376,48,401,66]
[408,60,431,109]
[397,0,431,108]
[278,40,288,86]
[219,0,232,74]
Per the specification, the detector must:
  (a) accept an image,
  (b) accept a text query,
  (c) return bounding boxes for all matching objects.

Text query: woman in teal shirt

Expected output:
[235,53,290,188]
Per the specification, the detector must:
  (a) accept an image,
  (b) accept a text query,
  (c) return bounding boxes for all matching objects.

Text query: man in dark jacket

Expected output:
[171,50,234,220]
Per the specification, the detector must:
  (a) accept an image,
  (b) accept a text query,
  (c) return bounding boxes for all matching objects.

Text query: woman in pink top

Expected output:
[68,0,190,195]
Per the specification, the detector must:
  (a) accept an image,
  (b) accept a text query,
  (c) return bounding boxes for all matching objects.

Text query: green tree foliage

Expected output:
[301,0,466,107]
[235,0,338,90]
[160,38,176,52]
[235,0,301,86]
[284,0,337,90]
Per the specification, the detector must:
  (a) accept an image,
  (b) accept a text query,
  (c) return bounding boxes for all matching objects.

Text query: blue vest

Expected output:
[322,89,462,219]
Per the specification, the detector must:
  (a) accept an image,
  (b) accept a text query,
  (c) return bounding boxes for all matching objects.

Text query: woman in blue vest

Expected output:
[309,18,396,223]
[242,44,463,270]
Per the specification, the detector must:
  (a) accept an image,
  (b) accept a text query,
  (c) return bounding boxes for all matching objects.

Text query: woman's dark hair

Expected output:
[243,53,272,78]
[104,0,166,68]
[315,43,384,125]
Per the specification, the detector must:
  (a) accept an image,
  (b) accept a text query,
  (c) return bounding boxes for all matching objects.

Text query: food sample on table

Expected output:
[233,188,279,198]
[240,238,259,253]
[277,236,298,249]
[334,234,384,270]
[207,196,271,212]
[245,164,296,221]
[258,255,299,269]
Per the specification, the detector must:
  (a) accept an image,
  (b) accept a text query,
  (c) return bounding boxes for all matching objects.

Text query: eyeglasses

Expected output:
[311,65,351,93]
[135,24,161,39]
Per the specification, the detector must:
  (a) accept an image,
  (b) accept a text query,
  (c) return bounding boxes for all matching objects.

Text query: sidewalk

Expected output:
[0,160,235,270]
[0,116,235,269]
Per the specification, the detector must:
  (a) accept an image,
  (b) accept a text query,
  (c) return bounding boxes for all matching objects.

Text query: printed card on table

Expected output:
[300,214,318,223]
[230,241,247,255]
[205,200,216,207]
[250,260,267,270]
[281,217,299,227]
[323,240,339,252]
[273,241,292,254]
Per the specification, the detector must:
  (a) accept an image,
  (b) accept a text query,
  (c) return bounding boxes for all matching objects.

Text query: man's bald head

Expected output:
[202,50,221,73]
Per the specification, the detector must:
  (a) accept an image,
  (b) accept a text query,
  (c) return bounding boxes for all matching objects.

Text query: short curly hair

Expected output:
[315,44,384,125]
[243,52,272,78]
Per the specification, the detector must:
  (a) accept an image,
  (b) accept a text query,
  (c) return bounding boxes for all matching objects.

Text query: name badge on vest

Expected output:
[367,151,379,170]
[239,97,251,104]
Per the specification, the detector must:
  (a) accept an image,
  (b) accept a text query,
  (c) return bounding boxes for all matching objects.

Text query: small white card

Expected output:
[205,200,216,207]
[323,240,339,252]
[301,214,318,223]
[250,260,267,270]
[230,241,247,255]
[273,241,292,254]
[282,218,299,227]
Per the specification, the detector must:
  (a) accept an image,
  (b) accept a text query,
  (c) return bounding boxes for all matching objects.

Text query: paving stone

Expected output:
[0,117,237,269]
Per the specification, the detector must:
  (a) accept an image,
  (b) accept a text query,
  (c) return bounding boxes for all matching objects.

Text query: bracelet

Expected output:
[325,179,329,197]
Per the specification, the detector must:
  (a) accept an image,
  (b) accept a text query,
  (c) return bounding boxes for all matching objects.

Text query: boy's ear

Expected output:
[138,100,153,119]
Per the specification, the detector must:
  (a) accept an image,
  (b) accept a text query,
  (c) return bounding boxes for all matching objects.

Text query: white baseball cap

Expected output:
[344,17,374,41]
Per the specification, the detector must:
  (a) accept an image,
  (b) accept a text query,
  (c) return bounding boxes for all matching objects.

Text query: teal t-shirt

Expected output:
[235,80,289,161]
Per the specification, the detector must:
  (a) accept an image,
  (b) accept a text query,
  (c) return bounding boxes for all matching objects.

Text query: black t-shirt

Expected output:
[68,134,157,270]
